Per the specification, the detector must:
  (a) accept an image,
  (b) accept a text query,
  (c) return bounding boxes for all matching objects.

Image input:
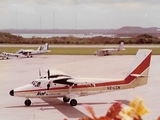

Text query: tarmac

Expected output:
[0,54,159,120]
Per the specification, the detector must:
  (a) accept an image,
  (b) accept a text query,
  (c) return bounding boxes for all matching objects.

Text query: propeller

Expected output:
[47,69,51,90]
[47,69,50,80]
[39,69,42,78]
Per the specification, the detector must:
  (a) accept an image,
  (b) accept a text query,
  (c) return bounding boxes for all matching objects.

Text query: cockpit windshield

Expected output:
[31,81,41,87]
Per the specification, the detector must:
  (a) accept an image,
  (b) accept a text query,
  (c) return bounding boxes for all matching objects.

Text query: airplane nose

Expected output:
[9,89,14,96]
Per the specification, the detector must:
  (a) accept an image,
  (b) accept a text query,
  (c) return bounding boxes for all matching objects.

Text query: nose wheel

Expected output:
[63,97,70,102]
[63,97,77,106]
[24,99,31,106]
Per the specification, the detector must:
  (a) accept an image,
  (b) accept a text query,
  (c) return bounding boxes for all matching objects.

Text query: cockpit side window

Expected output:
[31,81,41,87]
[36,82,41,87]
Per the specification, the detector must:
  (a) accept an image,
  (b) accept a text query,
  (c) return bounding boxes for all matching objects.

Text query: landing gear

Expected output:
[24,99,31,106]
[70,99,77,106]
[63,97,70,102]
[27,56,32,58]
[63,97,77,106]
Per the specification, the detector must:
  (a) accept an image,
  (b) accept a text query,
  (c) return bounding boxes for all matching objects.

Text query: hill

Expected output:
[0,26,160,37]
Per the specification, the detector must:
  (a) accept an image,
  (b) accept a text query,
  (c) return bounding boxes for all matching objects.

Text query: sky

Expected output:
[0,0,160,29]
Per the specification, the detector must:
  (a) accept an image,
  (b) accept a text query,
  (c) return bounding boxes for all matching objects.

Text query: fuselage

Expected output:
[10,76,136,99]
[21,50,49,55]
[94,49,118,56]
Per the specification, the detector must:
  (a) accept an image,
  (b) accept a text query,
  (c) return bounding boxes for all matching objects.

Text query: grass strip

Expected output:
[0,47,159,55]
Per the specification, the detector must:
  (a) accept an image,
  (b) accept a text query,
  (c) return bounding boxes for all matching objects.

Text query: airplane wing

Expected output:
[40,69,70,79]
[49,69,69,76]
[21,50,34,54]
[16,49,34,56]
[52,76,97,86]
[22,49,34,52]
[67,78,96,86]
[48,69,118,86]
[15,53,26,57]
[2,52,26,57]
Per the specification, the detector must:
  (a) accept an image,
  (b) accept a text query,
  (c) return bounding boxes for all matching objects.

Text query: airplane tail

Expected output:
[43,43,49,51]
[37,46,43,51]
[123,49,152,89]
[117,42,125,51]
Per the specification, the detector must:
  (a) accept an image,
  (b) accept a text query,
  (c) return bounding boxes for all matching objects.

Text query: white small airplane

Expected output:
[94,42,125,56]
[0,53,9,59]
[9,49,152,106]
[2,43,50,58]
[16,43,51,58]
[1,51,25,59]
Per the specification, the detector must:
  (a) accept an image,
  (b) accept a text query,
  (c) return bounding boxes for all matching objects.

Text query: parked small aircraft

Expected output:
[94,42,125,56]
[2,43,50,58]
[16,43,50,58]
[0,53,9,59]
[1,51,25,59]
[9,49,152,106]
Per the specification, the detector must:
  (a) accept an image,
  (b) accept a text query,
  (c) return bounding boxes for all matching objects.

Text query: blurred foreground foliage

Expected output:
[65,97,159,120]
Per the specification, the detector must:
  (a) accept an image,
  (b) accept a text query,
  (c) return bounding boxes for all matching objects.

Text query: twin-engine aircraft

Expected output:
[15,43,51,58]
[1,43,50,59]
[9,49,152,106]
[94,42,125,56]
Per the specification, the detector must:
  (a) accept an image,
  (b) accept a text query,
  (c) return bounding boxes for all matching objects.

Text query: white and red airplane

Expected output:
[9,49,152,106]
[94,42,125,56]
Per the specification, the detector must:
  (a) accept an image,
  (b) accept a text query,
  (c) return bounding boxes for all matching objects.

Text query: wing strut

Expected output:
[68,85,72,94]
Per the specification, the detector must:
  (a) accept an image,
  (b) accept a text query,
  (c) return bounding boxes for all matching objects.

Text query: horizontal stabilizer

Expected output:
[130,74,147,78]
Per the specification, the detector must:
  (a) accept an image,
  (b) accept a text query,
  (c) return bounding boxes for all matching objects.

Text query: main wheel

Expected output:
[24,99,31,106]
[63,97,70,102]
[70,99,77,106]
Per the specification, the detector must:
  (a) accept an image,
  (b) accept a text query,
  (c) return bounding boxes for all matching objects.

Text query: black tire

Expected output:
[70,99,77,106]
[63,97,70,102]
[24,99,31,106]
